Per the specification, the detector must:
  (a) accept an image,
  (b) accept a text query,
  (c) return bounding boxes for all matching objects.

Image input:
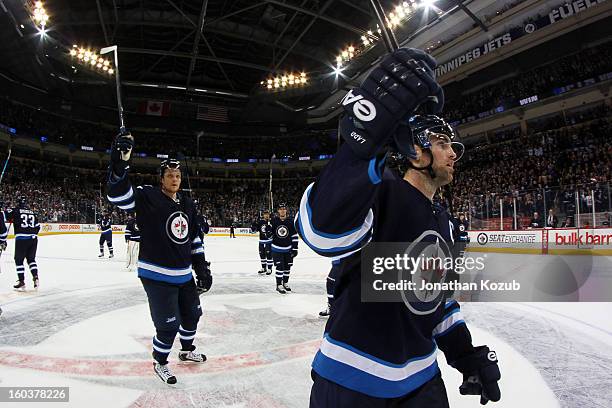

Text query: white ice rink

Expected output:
[0,234,611,407]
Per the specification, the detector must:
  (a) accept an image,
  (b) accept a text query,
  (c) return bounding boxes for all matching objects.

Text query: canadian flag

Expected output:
[139,100,170,116]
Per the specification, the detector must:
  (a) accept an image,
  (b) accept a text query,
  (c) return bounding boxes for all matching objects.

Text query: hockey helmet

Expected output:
[390,114,464,177]
[159,158,181,177]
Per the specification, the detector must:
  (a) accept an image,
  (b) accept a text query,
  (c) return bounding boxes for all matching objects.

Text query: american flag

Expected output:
[197,104,229,122]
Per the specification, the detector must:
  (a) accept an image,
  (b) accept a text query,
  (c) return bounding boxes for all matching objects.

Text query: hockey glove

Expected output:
[195,261,212,295]
[0,241,6,251]
[291,249,298,259]
[340,48,444,159]
[451,346,501,405]
[110,133,134,176]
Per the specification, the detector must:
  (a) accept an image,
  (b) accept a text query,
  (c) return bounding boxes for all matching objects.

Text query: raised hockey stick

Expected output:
[176,152,194,198]
[368,0,441,109]
[100,45,128,135]
[0,148,13,187]
[368,0,400,51]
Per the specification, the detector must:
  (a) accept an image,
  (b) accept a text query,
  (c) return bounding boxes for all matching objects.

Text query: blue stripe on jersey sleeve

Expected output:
[107,186,134,203]
[295,183,373,256]
[367,156,385,185]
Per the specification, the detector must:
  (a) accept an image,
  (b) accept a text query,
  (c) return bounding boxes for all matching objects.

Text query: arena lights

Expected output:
[335,0,438,69]
[69,45,114,75]
[32,1,49,29]
[336,45,357,68]
[261,72,307,90]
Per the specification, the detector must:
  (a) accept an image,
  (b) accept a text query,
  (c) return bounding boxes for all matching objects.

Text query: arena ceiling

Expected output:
[0,0,477,125]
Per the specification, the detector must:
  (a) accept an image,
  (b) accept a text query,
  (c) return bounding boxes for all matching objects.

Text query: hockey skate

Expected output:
[33,278,39,290]
[276,284,286,294]
[319,305,330,318]
[266,269,272,275]
[258,268,266,275]
[283,283,292,292]
[13,280,25,291]
[178,349,207,363]
[109,253,114,259]
[98,253,105,258]
[153,362,177,384]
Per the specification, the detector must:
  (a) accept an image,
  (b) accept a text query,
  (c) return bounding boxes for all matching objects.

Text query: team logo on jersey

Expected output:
[166,211,189,244]
[399,230,454,315]
[459,224,465,232]
[276,225,288,238]
[260,225,267,233]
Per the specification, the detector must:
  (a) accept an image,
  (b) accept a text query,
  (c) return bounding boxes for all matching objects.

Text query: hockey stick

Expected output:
[100,45,128,135]
[368,0,439,108]
[0,148,12,187]
[369,0,399,51]
[177,152,194,199]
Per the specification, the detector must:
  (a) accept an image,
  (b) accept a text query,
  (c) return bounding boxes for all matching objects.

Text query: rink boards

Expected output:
[468,228,612,256]
[3,223,610,255]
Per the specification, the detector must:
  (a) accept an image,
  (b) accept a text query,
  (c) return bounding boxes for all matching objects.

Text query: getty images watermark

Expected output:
[371,252,519,292]
[360,232,612,310]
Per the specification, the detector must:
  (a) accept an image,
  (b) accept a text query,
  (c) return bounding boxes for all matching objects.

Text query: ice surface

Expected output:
[0,234,610,407]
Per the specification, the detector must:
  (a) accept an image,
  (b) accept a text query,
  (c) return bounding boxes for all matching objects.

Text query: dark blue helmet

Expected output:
[159,158,181,178]
[17,197,27,209]
[393,114,458,160]
[390,114,464,177]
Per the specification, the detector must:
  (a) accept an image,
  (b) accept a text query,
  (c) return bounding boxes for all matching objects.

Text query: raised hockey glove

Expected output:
[195,261,212,295]
[0,241,6,251]
[451,346,501,405]
[339,48,444,159]
[110,133,134,176]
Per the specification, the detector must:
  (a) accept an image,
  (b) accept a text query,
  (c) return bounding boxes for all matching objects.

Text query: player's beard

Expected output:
[433,162,454,186]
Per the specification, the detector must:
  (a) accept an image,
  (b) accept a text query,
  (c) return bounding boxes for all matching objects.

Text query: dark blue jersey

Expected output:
[451,217,469,242]
[125,218,140,242]
[4,208,40,239]
[251,219,273,242]
[270,216,298,253]
[196,214,209,241]
[0,211,8,243]
[295,144,473,398]
[98,216,112,233]
[106,171,204,285]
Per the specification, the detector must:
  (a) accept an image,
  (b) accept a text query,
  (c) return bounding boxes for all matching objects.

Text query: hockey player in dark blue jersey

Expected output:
[196,213,210,240]
[106,135,213,385]
[251,210,273,275]
[98,211,114,258]
[271,204,298,294]
[296,48,500,407]
[4,197,41,291]
[0,205,8,257]
[451,213,470,259]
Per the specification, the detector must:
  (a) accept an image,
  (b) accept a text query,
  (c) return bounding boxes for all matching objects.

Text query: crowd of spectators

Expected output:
[1,159,102,223]
[0,98,336,160]
[1,103,609,229]
[0,157,314,227]
[444,42,612,122]
[453,105,612,227]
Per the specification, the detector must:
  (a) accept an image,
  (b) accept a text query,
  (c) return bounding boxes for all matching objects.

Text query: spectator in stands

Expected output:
[546,209,558,228]
[561,216,574,228]
[528,211,542,228]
